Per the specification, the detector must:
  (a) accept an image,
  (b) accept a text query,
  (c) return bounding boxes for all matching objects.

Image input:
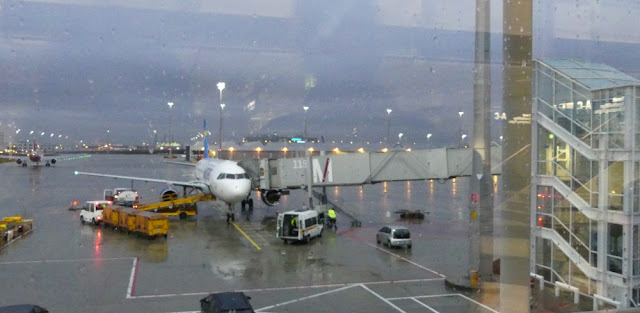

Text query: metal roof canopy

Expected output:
[248,146,502,190]
[538,58,640,90]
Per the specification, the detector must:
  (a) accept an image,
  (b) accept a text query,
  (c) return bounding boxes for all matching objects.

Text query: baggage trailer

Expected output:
[102,206,122,228]
[116,207,138,233]
[133,211,169,239]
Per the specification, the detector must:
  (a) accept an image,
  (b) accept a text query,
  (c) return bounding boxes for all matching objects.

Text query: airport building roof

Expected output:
[538,58,640,90]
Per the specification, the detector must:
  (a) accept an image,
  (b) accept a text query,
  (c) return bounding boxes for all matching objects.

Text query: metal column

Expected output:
[500,0,533,312]
[469,0,494,281]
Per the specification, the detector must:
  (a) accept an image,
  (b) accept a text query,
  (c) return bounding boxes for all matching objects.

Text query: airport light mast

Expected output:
[386,108,392,145]
[303,105,309,140]
[168,101,174,144]
[217,82,225,157]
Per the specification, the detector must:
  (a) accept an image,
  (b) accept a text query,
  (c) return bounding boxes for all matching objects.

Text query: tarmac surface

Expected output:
[0,154,591,312]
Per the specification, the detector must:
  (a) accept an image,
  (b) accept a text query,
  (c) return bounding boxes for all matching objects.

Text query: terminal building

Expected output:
[532,59,640,307]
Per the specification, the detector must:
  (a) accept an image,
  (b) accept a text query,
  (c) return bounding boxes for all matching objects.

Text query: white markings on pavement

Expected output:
[359,284,407,313]
[0,256,134,265]
[254,284,358,312]
[126,257,139,298]
[160,279,501,313]
[411,298,440,312]
[130,278,443,300]
[388,293,500,313]
[366,242,445,278]
[456,293,500,313]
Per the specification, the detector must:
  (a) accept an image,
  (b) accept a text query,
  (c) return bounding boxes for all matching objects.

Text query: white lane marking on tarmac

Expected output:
[254,284,358,312]
[411,298,440,313]
[126,257,139,299]
[388,294,499,313]
[127,278,443,299]
[359,284,407,313]
[456,293,500,313]
[366,243,445,278]
[387,293,459,301]
[0,257,134,265]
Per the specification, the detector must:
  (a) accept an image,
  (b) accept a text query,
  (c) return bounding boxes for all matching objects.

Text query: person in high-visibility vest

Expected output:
[327,208,337,229]
[290,216,297,236]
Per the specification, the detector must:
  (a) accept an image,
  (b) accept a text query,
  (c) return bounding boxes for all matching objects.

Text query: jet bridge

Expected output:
[253,146,502,190]
[239,146,502,226]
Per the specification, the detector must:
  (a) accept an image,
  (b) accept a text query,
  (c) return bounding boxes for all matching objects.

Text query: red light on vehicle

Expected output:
[537,217,543,227]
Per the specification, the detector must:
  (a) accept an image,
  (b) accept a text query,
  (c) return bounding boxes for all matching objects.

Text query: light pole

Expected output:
[106,129,110,146]
[303,106,309,139]
[386,108,392,145]
[217,82,225,156]
[426,133,432,148]
[458,111,464,146]
[167,102,174,144]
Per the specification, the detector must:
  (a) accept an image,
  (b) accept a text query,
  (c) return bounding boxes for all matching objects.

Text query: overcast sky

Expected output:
[1,0,639,147]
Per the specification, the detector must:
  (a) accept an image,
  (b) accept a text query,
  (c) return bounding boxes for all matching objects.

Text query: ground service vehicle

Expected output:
[276,208,324,244]
[376,225,412,249]
[104,188,139,207]
[200,292,254,313]
[79,200,110,225]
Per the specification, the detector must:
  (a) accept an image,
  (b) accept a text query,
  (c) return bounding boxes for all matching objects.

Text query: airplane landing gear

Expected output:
[241,198,254,211]
[226,213,235,224]
[226,203,235,224]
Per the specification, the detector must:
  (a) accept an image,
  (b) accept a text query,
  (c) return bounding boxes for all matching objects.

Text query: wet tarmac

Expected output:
[0,154,583,312]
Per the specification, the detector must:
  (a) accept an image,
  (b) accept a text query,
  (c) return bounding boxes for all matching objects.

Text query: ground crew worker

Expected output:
[328,208,337,229]
[290,216,297,236]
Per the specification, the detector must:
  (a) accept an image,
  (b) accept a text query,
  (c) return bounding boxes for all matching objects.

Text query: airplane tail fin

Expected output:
[203,119,209,159]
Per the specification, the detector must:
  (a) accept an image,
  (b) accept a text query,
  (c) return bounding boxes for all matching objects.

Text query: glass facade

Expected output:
[533,59,640,305]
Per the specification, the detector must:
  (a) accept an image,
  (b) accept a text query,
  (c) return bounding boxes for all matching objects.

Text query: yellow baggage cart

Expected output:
[102,206,122,228]
[116,207,138,233]
[133,211,168,239]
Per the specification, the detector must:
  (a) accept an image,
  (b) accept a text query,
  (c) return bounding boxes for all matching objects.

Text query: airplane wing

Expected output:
[74,171,209,191]
[164,160,197,167]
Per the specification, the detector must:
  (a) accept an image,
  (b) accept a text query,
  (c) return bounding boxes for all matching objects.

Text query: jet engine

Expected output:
[50,158,56,164]
[16,159,22,165]
[161,188,178,202]
[260,189,282,206]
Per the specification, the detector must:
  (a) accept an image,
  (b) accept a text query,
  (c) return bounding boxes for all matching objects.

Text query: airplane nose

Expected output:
[227,180,251,201]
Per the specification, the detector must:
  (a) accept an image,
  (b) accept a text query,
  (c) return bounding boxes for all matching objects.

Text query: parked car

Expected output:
[376,225,412,249]
[200,292,255,313]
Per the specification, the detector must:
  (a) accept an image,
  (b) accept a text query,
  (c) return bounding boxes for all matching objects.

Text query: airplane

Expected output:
[74,120,258,222]
[15,141,57,167]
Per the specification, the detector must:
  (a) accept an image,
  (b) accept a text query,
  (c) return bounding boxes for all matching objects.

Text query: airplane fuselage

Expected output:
[28,153,42,163]
[195,158,252,206]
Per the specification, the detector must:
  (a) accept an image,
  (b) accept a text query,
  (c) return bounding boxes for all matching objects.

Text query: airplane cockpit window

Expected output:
[235,174,245,179]
[225,174,235,179]
[217,173,226,180]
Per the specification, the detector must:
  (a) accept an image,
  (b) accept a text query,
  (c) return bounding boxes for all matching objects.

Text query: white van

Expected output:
[79,200,111,225]
[277,208,324,243]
